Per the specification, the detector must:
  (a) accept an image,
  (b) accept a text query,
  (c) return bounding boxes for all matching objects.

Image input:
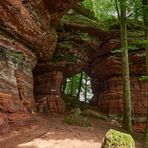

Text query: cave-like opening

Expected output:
[62,72,93,106]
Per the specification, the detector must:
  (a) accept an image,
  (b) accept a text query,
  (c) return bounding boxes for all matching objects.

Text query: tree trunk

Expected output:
[77,72,83,98]
[119,0,132,132]
[62,78,67,94]
[142,0,148,74]
[142,0,148,147]
[134,0,139,20]
[114,0,120,19]
[70,77,74,96]
[84,73,88,103]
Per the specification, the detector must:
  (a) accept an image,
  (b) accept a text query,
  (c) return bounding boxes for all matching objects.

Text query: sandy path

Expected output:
[0,114,143,148]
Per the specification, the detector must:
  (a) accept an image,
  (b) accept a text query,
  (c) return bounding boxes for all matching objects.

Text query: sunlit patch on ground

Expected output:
[0,115,143,148]
[18,133,102,148]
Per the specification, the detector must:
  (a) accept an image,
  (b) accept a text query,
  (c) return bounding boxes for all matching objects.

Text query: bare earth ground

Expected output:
[0,114,143,148]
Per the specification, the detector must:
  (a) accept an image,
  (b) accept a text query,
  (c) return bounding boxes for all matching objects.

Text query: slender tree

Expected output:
[70,77,74,96]
[77,72,83,98]
[62,78,67,94]
[84,73,88,102]
[134,0,140,20]
[116,0,132,131]
[142,0,148,73]
[142,0,148,147]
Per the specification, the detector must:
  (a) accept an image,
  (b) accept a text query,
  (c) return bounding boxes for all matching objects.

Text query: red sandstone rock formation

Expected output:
[0,0,78,61]
[0,0,147,134]
[89,51,147,115]
[0,0,79,133]
[89,50,148,132]
[33,69,65,113]
[0,38,36,134]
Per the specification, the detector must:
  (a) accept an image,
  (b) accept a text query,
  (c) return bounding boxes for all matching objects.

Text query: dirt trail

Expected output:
[0,114,143,148]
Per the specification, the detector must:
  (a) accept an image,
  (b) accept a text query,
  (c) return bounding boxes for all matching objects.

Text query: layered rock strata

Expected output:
[0,36,36,134]
[33,66,65,113]
[0,0,147,133]
[0,0,79,132]
[90,50,148,132]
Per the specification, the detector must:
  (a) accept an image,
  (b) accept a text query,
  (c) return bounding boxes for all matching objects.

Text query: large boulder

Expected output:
[64,114,92,127]
[101,129,135,148]
[82,109,107,120]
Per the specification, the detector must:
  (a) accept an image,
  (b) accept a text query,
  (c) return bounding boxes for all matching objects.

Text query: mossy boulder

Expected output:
[82,109,107,120]
[70,108,81,115]
[101,129,135,148]
[64,114,92,127]
[63,94,80,109]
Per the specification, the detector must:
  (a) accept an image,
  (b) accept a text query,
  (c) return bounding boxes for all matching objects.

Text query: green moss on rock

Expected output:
[82,109,107,120]
[64,114,92,127]
[70,108,81,115]
[102,129,135,148]
[63,94,80,109]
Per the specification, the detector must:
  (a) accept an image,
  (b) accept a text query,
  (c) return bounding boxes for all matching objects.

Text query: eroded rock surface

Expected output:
[0,1,147,134]
[33,68,65,113]
[0,0,78,61]
[0,36,36,134]
[0,0,79,132]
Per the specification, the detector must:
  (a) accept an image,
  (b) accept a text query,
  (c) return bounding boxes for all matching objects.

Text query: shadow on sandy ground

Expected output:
[0,114,143,148]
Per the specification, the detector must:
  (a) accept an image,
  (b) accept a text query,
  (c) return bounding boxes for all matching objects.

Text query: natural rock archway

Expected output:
[0,0,148,133]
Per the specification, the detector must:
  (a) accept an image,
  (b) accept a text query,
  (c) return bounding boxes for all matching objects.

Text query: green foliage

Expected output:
[127,19,144,30]
[134,39,148,48]
[139,75,148,81]
[64,114,92,127]
[64,73,82,96]
[111,45,139,54]
[83,0,116,21]
[81,0,145,30]
[64,72,92,102]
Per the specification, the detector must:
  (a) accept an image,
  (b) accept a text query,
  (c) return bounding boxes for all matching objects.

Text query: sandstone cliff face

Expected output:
[89,49,147,132]
[0,36,36,134]
[0,0,79,133]
[0,0,78,61]
[0,0,147,133]
[59,14,148,123]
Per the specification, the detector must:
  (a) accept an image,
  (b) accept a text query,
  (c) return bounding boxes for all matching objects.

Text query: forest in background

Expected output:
[62,0,148,147]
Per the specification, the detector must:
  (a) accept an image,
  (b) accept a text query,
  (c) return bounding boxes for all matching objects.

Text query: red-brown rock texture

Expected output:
[0,0,78,61]
[33,68,65,113]
[0,0,147,134]
[0,0,80,132]
[89,51,147,114]
[0,36,36,134]
[89,50,148,132]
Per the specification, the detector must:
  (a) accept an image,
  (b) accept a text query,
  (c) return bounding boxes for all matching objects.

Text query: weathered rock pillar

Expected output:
[33,66,65,113]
